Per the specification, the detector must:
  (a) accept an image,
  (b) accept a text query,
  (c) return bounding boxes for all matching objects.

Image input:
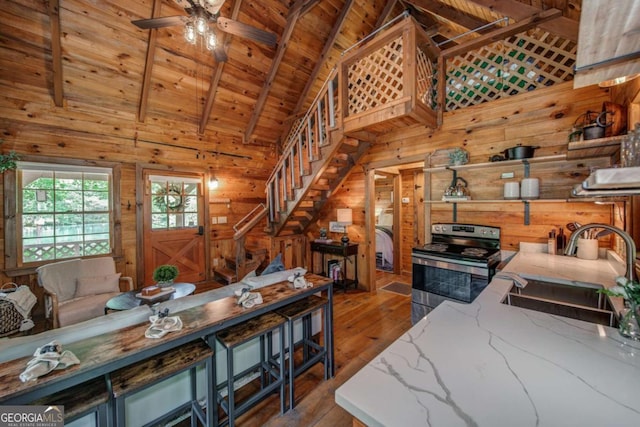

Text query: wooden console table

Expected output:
[0,274,334,407]
[310,241,358,292]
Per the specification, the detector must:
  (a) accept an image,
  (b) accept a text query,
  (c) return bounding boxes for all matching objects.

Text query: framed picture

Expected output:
[329,221,346,233]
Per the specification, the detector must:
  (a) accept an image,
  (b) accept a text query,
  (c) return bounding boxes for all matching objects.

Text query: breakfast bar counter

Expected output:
[0,273,333,405]
[335,252,640,426]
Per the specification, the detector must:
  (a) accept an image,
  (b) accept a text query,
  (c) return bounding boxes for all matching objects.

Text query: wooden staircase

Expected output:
[252,15,438,238]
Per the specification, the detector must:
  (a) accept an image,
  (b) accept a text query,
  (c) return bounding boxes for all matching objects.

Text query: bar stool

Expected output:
[31,377,110,426]
[276,295,329,410]
[109,339,214,427]
[214,311,286,427]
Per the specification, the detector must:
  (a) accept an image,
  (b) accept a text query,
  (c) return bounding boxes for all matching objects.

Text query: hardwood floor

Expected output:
[229,271,412,427]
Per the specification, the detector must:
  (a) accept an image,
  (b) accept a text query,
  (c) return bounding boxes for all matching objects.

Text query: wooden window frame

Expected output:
[3,155,122,277]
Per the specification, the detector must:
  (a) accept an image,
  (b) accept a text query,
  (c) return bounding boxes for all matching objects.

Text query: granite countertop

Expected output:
[335,251,640,426]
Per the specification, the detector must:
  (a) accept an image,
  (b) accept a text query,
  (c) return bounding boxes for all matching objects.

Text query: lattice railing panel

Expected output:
[347,36,404,115]
[445,28,577,111]
[416,47,437,109]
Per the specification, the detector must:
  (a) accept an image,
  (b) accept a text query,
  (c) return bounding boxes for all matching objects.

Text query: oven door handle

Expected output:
[412,256,489,277]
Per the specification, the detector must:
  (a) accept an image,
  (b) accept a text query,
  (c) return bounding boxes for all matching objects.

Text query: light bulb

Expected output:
[195,16,208,35]
[184,22,196,44]
[209,177,219,190]
[206,32,217,51]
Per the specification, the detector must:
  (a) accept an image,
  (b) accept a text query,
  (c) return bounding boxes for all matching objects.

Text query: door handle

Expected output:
[198,225,204,235]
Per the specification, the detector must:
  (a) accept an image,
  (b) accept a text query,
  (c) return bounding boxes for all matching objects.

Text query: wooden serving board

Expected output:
[135,287,175,301]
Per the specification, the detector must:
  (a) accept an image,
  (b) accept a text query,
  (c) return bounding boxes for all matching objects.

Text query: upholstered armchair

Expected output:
[36,257,134,328]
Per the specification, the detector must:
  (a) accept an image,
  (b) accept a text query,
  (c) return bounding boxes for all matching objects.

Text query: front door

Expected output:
[142,171,206,285]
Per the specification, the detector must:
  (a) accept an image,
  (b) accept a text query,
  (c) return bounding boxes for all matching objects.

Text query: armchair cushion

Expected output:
[76,273,121,298]
[58,293,121,327]
[36,259,82,303]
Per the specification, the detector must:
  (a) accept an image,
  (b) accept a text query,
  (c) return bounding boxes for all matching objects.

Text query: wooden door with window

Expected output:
[142,172,206,285]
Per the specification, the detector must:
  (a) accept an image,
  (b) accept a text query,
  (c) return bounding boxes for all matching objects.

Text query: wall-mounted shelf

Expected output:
[424,154,566,173]
[424,153,622,224]
[566,135,623,160]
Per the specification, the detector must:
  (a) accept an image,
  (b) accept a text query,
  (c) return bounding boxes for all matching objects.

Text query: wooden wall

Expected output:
[308,80,633,285]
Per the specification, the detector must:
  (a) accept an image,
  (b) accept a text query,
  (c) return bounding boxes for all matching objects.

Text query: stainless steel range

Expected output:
[411,223,501,324]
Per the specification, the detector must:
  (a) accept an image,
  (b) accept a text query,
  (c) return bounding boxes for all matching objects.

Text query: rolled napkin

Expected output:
[235,289,263,308]
[19,340,80,383]
[145,315,183,339]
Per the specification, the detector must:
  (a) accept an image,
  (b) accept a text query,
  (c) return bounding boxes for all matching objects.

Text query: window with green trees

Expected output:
[18,163,113,263]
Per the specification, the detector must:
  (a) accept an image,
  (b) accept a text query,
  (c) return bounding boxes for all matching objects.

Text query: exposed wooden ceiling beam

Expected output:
[469,0,578,41]
[48,0,63,107]
[441,8,562,58]
[199,0,243,134]
[137,0,163,123]
[407,0,488,33]
[374,0,398,28]
[243,0,321,143]
[292,0,354,116]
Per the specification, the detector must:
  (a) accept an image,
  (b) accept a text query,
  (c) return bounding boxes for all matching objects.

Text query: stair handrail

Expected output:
[233,203,267,240]
[265,65,338,184]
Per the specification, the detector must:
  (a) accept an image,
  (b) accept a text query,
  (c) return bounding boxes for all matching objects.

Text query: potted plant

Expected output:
[153,264,179,287]
[448,147,468,166]
[0,139,19,173]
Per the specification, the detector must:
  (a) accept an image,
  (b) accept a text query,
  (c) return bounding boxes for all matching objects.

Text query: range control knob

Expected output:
[433,225,441,232]
[441,226,448,232]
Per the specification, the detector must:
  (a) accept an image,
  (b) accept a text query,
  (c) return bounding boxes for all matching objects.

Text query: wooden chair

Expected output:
[214,311,286,427]
[31,377,110,426]
[109,339,214,427]
[276,295,329,410]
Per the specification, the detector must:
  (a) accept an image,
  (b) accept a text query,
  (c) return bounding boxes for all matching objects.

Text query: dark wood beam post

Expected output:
[138,0,163,123]
[48,0,63,107]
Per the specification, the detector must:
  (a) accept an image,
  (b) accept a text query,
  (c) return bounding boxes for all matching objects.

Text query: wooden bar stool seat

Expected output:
[31,377,109,426]
[109,339,214,427]
[214,311,286,427]
[276,295,329,410]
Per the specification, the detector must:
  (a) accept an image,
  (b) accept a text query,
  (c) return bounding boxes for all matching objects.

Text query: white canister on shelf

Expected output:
[520,178,540,200]
[503,182,520,199]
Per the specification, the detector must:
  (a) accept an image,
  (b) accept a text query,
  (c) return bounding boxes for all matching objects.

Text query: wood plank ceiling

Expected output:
[4,0,585,151]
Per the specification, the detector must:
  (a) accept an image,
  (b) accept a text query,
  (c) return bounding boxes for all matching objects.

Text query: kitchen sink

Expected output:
[501,277,618,327]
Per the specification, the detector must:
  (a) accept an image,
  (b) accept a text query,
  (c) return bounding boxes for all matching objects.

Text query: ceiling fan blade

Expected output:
[213,46,228,62]
[216,17,277,47]
[132,15,187,30]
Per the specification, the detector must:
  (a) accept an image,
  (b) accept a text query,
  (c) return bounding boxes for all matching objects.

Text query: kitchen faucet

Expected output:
[564,223,637,281]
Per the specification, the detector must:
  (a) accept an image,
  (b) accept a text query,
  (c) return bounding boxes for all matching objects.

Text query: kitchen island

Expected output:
[335,251,640,426]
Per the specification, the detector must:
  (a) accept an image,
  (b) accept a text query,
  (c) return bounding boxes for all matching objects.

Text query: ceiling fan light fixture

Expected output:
[206,32,217,51]
[195,15,208,35]
[184,21,196,44]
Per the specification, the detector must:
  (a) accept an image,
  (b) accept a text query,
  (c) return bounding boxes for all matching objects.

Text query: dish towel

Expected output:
[19,341,80,383]
[4,285,37,319]
[145,315,183,339]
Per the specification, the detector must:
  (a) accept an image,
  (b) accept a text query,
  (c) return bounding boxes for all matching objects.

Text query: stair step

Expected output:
[214,267,237,286]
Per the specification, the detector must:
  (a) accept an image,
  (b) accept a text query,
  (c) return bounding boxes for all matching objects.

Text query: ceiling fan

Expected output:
[132,0,277,62]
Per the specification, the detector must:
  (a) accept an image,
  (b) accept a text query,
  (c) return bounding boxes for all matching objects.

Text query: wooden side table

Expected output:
[310,241,358,292]
[105,282,196,312]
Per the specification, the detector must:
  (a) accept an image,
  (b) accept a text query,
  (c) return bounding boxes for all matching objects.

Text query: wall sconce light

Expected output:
[336,208,353,245]
[209,177,219,190]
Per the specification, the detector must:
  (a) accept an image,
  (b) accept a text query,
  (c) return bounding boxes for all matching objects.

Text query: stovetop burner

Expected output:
[461,247,489,257]
[412,223,502,265]
[421,243,448,252]
[413,243,499,262]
